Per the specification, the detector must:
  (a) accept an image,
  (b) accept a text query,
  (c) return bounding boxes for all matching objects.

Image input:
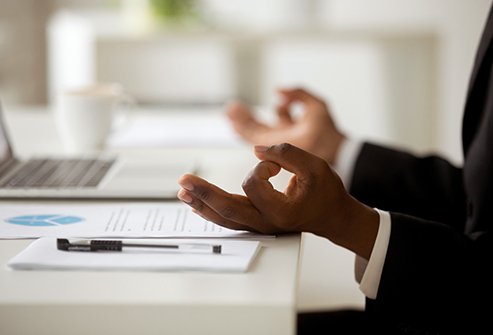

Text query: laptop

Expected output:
[0,103,195,199]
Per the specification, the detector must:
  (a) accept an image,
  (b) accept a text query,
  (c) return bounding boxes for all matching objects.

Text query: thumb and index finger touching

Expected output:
[227,87,322,132]
[243,143,325,213]
[277,88,322,107]
[253,143,322,180]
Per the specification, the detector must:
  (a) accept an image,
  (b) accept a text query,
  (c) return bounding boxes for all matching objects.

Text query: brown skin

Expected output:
[226,88,346,164]
[178,87,379,260]
[178,143,379,260]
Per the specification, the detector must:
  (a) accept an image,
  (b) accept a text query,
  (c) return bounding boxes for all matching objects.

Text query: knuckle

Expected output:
[220,205,236,220]
[276,142,293,155]
[189,198,204,211]
[194,186,211,201]
[241,179,254,194]
[241,174,258,193]
[242,175,266,196]
[303,170,318,187]
[303,158,328,186]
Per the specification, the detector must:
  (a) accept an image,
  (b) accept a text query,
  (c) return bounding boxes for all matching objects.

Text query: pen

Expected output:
[56,238,222,254]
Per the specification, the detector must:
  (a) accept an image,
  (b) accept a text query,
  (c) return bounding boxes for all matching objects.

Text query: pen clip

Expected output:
[57,238,72,251]
[57,238,94,252]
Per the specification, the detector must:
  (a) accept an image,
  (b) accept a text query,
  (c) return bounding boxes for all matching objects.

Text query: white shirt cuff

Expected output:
[355,209,391,300]
[332,138,363,189]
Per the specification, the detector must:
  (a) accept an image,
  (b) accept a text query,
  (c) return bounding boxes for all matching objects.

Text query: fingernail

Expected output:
[179,180,194,191]
[255,145,269,152]
[177,189,193,203]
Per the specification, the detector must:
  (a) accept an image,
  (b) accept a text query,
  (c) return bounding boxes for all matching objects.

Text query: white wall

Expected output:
[318,0,492,162]
[261,34,436,154]
[3,0,489,162]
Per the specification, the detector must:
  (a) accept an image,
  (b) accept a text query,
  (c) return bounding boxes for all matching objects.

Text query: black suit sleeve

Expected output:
[349,142,466,229]
[349,144,489,333]
[365,212,490,333]
[345,5,493,333]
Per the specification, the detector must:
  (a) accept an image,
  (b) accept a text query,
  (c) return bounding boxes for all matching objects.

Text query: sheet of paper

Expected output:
[0,203,270,239]
[8,237,261,273]
[107,115,244,148]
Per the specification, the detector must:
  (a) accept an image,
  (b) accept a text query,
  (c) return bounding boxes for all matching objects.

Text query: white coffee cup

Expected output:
[55,83,133,154]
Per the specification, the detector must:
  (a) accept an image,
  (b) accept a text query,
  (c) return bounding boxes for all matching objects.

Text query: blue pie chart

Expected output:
[5,215,84,227]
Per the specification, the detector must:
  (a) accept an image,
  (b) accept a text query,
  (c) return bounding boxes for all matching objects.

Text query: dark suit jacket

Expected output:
[349,6,493,334]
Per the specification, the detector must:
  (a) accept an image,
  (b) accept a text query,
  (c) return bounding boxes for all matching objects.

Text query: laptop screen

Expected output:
[0,103,14,165]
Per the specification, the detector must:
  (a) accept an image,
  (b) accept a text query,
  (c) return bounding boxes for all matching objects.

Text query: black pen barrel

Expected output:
[90,240,123,251]
[121,243,179,249]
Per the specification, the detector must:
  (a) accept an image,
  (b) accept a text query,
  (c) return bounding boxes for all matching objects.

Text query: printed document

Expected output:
[8,237,261,272]
[0,203,269,239]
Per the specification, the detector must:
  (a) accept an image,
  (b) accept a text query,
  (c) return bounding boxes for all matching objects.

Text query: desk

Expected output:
[0,106,300,335]
[0,105,364,335]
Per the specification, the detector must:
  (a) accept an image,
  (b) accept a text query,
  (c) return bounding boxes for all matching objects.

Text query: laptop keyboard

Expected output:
[0,158,115,188]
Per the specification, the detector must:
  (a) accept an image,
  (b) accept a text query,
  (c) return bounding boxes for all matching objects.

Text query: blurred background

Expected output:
[0,0,491,310]
[0,0,491,162]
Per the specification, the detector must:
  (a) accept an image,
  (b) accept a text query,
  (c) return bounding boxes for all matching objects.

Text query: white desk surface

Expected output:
[0,105,364,335]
